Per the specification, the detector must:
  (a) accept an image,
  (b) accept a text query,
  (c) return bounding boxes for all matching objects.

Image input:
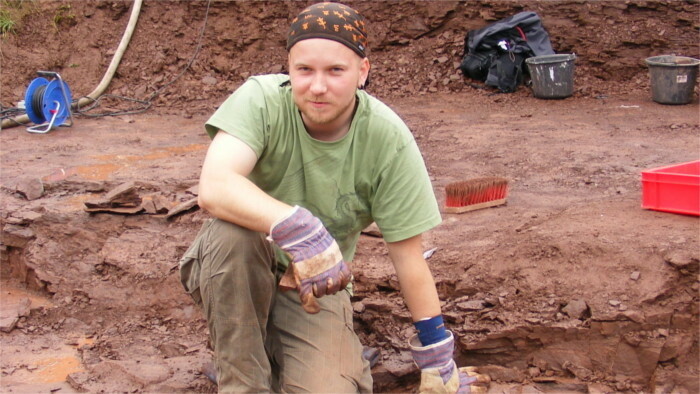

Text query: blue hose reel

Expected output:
[24,71,73,133]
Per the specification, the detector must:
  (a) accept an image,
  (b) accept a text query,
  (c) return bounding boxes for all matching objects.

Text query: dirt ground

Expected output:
[1,1,699,393]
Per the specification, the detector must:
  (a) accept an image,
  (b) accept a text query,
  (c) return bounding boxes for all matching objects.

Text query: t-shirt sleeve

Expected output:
[371,139,442,243]
[204,78,269,158]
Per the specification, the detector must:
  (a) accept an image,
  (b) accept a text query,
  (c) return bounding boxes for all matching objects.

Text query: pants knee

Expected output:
[204,219,274,266]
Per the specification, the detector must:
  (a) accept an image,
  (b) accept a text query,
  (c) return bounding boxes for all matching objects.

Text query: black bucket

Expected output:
[645,55,700,105]
[525,54,576,99]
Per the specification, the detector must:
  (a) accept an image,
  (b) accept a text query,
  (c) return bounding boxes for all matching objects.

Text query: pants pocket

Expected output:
[340,292,373,391]
[179,221,211,307]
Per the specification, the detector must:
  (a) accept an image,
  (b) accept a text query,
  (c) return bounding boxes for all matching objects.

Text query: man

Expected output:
[179,2,489,392]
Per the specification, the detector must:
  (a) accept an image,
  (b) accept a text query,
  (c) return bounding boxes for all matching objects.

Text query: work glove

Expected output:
[270,206,352,314]
[409,331,490,394]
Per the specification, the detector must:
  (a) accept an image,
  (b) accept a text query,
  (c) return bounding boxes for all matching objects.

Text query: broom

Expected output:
[443,177,509,213]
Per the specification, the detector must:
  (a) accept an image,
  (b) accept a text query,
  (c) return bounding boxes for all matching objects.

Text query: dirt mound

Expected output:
[2,1,698,114]
[1,1,698,393]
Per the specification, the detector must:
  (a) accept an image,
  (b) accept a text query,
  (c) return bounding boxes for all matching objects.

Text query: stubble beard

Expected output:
[300,94,355,128]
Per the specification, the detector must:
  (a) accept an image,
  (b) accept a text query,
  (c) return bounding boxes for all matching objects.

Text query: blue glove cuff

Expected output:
[414,315,449,346]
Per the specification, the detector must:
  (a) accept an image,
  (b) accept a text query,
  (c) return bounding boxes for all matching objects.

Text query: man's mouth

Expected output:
[309,100,329,109]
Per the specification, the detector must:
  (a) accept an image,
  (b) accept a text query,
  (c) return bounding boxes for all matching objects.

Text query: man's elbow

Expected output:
[197,182,216,213]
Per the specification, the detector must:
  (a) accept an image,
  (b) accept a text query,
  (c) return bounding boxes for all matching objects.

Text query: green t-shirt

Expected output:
[205,74,441,266]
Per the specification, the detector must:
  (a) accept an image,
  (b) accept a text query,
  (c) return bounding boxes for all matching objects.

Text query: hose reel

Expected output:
[24,71,73,134]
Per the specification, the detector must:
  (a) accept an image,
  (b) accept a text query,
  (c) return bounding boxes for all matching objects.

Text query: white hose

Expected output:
[2,0,143,129]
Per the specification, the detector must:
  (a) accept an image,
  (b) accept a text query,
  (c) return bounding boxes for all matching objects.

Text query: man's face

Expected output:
[288,38,370,140]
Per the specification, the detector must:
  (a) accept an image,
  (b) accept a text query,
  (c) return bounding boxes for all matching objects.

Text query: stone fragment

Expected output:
[477,365,526,383]
[8,210,43,225]
[377,351,414,377]
[103,182,140,205]
[152,194,173,214]
[611,339,664,383]
[15,177,44,200]
[0,316,19,333]
[456,300,486,311]
[362,298,393,312]
[563,360,593,380]
[562,299,589,320]
[83,182,146,214]
[442,310,464,324]
[630,271,640,281]
[352,301,366,313]
[0,297,31,333]
[67,371,92,391]
[141,197,157,214]
[202,76,218,85]
[454,281,480,297]
[527,367,541,377]
[646,311,672,326]
[166,197,198,219]
[158,342,185,358]
[663,251,698,271]
[659,334,692,362]
[2,224,36,248]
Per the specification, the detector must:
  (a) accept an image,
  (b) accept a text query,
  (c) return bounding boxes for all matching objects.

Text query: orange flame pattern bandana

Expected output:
[287,2,369,58]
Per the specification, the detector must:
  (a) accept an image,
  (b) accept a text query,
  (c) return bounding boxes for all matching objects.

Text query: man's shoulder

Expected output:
[357,91,412,140]
[245,73,291,90]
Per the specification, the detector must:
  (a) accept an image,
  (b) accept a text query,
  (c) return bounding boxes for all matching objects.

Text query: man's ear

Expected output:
[359,58,371,88]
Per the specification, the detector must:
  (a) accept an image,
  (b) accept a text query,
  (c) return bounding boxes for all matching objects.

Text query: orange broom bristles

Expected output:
[444,177,508,213]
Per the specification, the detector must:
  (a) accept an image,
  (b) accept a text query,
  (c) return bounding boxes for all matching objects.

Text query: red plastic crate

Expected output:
[641,160,700,216]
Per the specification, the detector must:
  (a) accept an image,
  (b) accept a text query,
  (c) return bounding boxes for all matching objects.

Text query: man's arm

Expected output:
[388,234,491,393]
[198,130,351,310]
[386,234,441,321]
[198,130,292,232]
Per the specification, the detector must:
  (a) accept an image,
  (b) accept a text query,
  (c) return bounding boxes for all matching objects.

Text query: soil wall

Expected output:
[2,0,698,115]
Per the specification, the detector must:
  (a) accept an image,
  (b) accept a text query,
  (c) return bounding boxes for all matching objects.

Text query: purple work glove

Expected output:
[409,331,490,393]
[270,206,352,313]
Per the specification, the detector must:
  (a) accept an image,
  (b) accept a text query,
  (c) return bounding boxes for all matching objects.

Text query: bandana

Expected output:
[287,2,369,58]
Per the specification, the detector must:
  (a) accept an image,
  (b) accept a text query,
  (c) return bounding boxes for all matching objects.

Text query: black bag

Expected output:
[489,50,528,93]
[461,50,496,81]
[459,11,555,93]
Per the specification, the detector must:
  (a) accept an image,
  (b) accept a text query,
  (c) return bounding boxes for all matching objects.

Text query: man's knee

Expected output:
[203,219,272,263]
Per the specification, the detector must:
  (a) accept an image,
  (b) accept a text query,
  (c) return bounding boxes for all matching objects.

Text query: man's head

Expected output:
[286,2,371,140]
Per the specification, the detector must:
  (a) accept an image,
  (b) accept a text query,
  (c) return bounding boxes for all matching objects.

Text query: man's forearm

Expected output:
[387,236,442,321]
[197,131,293,233]
[198,172,292,233]
[396,260,442,321]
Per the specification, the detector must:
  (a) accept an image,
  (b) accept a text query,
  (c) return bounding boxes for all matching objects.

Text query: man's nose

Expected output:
[310,73,327,95]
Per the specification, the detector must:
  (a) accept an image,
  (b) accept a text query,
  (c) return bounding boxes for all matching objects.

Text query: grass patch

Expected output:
[0,8,16,36]
[52,3,76,30]
[0,0,38,38]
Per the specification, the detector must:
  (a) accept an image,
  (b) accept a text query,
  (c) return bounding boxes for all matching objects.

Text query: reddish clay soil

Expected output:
[1,1,698,393]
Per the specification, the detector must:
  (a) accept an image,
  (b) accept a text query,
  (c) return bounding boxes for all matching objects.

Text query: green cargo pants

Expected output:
[179,218,373,393]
